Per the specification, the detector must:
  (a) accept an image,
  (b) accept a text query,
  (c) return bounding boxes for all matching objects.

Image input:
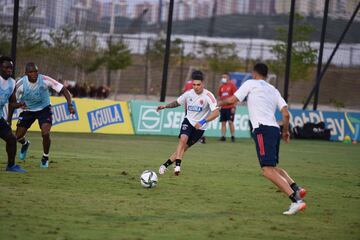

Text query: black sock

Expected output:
[42,155,49,163]
[175,159,181,166]
[163,159,173,168]
[18,138,26,144]
[290,183,300,192]
[289,192,298,203]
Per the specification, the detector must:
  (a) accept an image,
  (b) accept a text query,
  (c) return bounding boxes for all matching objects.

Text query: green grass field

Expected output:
[0,132,359,240]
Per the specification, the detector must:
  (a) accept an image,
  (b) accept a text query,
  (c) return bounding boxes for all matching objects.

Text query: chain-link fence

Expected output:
[1,0,359,108]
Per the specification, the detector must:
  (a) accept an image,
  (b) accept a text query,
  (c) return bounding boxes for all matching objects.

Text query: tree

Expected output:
[198,41,241,73]
[197,41,241,91]
[269,14,317,82]
[88,39,132,99]
[145,36,189,94]
[45,25,80,79]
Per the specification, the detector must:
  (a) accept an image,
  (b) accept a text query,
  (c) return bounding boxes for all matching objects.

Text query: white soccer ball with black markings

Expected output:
[140,170,158,188]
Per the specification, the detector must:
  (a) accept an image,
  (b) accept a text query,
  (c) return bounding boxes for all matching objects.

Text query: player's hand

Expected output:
[68,104,76,114]
[195,119,207,129]
[282,131,290,143]
[157,105,166,112]
[16,102,27,109]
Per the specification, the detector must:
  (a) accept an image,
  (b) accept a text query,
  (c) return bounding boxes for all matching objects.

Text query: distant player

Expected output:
[0,56,26,172]
[15,62,75,168]
[158,70,219,175]
[218,63,307,215]
[217,73,237,142]
[182,79,193,93]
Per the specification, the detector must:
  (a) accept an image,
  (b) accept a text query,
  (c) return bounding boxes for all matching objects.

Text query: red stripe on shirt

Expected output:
[257,134,265,156]
[206,92,216,103]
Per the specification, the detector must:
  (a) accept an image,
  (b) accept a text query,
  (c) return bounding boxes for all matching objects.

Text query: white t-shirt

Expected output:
[16,75,63,100]
[234,79,287,129]
[177,89,218,130]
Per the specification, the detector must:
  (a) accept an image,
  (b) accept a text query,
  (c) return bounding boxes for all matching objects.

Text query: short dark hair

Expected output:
[0,56,13,65]
[25,62,38,72]
[253,63,268,78]
[191,70,204,81]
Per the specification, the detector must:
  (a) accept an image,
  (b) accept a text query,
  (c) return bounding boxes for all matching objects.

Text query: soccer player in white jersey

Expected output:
[0,56,27,172]
[157,70,219,175]
[14,62,75,168]
[218,63,307,215]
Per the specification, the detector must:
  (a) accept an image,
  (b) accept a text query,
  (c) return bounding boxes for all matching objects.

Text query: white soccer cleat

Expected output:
[174,166,181,176]
[283,201,307,215]
[159,165,167,175]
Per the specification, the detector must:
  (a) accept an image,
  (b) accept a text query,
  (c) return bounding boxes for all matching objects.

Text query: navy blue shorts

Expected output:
[179,118,205,147]
[0,117,12,140]
[17,105,53,129]
[220,107,235,122]
[252,125,280,167]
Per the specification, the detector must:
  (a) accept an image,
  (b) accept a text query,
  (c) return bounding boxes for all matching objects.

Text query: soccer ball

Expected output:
[140,170,158,188]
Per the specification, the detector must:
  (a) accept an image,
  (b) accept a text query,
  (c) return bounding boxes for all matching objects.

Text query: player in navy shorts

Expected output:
[253,125,281,167]
[218,63,307,215]
[179,118,205,147]
[157,70,219,176]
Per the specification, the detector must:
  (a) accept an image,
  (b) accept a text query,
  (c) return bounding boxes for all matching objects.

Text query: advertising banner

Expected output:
[276,109,360,141]
[3,97,134,135]
[130,100,250,138]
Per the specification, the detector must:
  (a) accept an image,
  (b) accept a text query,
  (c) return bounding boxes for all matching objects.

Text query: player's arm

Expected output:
[195,107,220,129]
[7,91,16,126]
[60,87,75,114]
[7,88,26,125]
[157,100,180,112]
[280,106,290,143]
[217,95,238,107]
[44,75,75,114]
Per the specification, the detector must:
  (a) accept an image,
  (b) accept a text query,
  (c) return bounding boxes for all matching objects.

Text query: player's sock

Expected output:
[175,159,181,166]
[288,192,299,203]
[163,159,173,168]
[42,153,49,164]
[290,183,300,192]
[18,138,26,144]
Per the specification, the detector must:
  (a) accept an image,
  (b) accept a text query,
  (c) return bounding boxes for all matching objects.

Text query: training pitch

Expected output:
[0,132,359,240]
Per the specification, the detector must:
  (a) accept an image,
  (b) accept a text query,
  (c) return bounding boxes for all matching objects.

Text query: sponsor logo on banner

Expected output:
[138,105,163,132]
[52,101,79,126]
[344,112,360,140]
[276,109,360,141]
[87,104,124,132]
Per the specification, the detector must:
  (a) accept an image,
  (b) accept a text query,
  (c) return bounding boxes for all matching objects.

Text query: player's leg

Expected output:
[159,135,189,175]
[40,123,51,168]
[229,107,236,142]
[173,127,205,175]
[159,118,192,175]
[229,120,235,142]
[38,106,53,168]
[0,118,26,172]
[253,125,306,215]
[262,167,294,195]
[16,111,35,160]
[275,167,307,199]
[219,109,226,141]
